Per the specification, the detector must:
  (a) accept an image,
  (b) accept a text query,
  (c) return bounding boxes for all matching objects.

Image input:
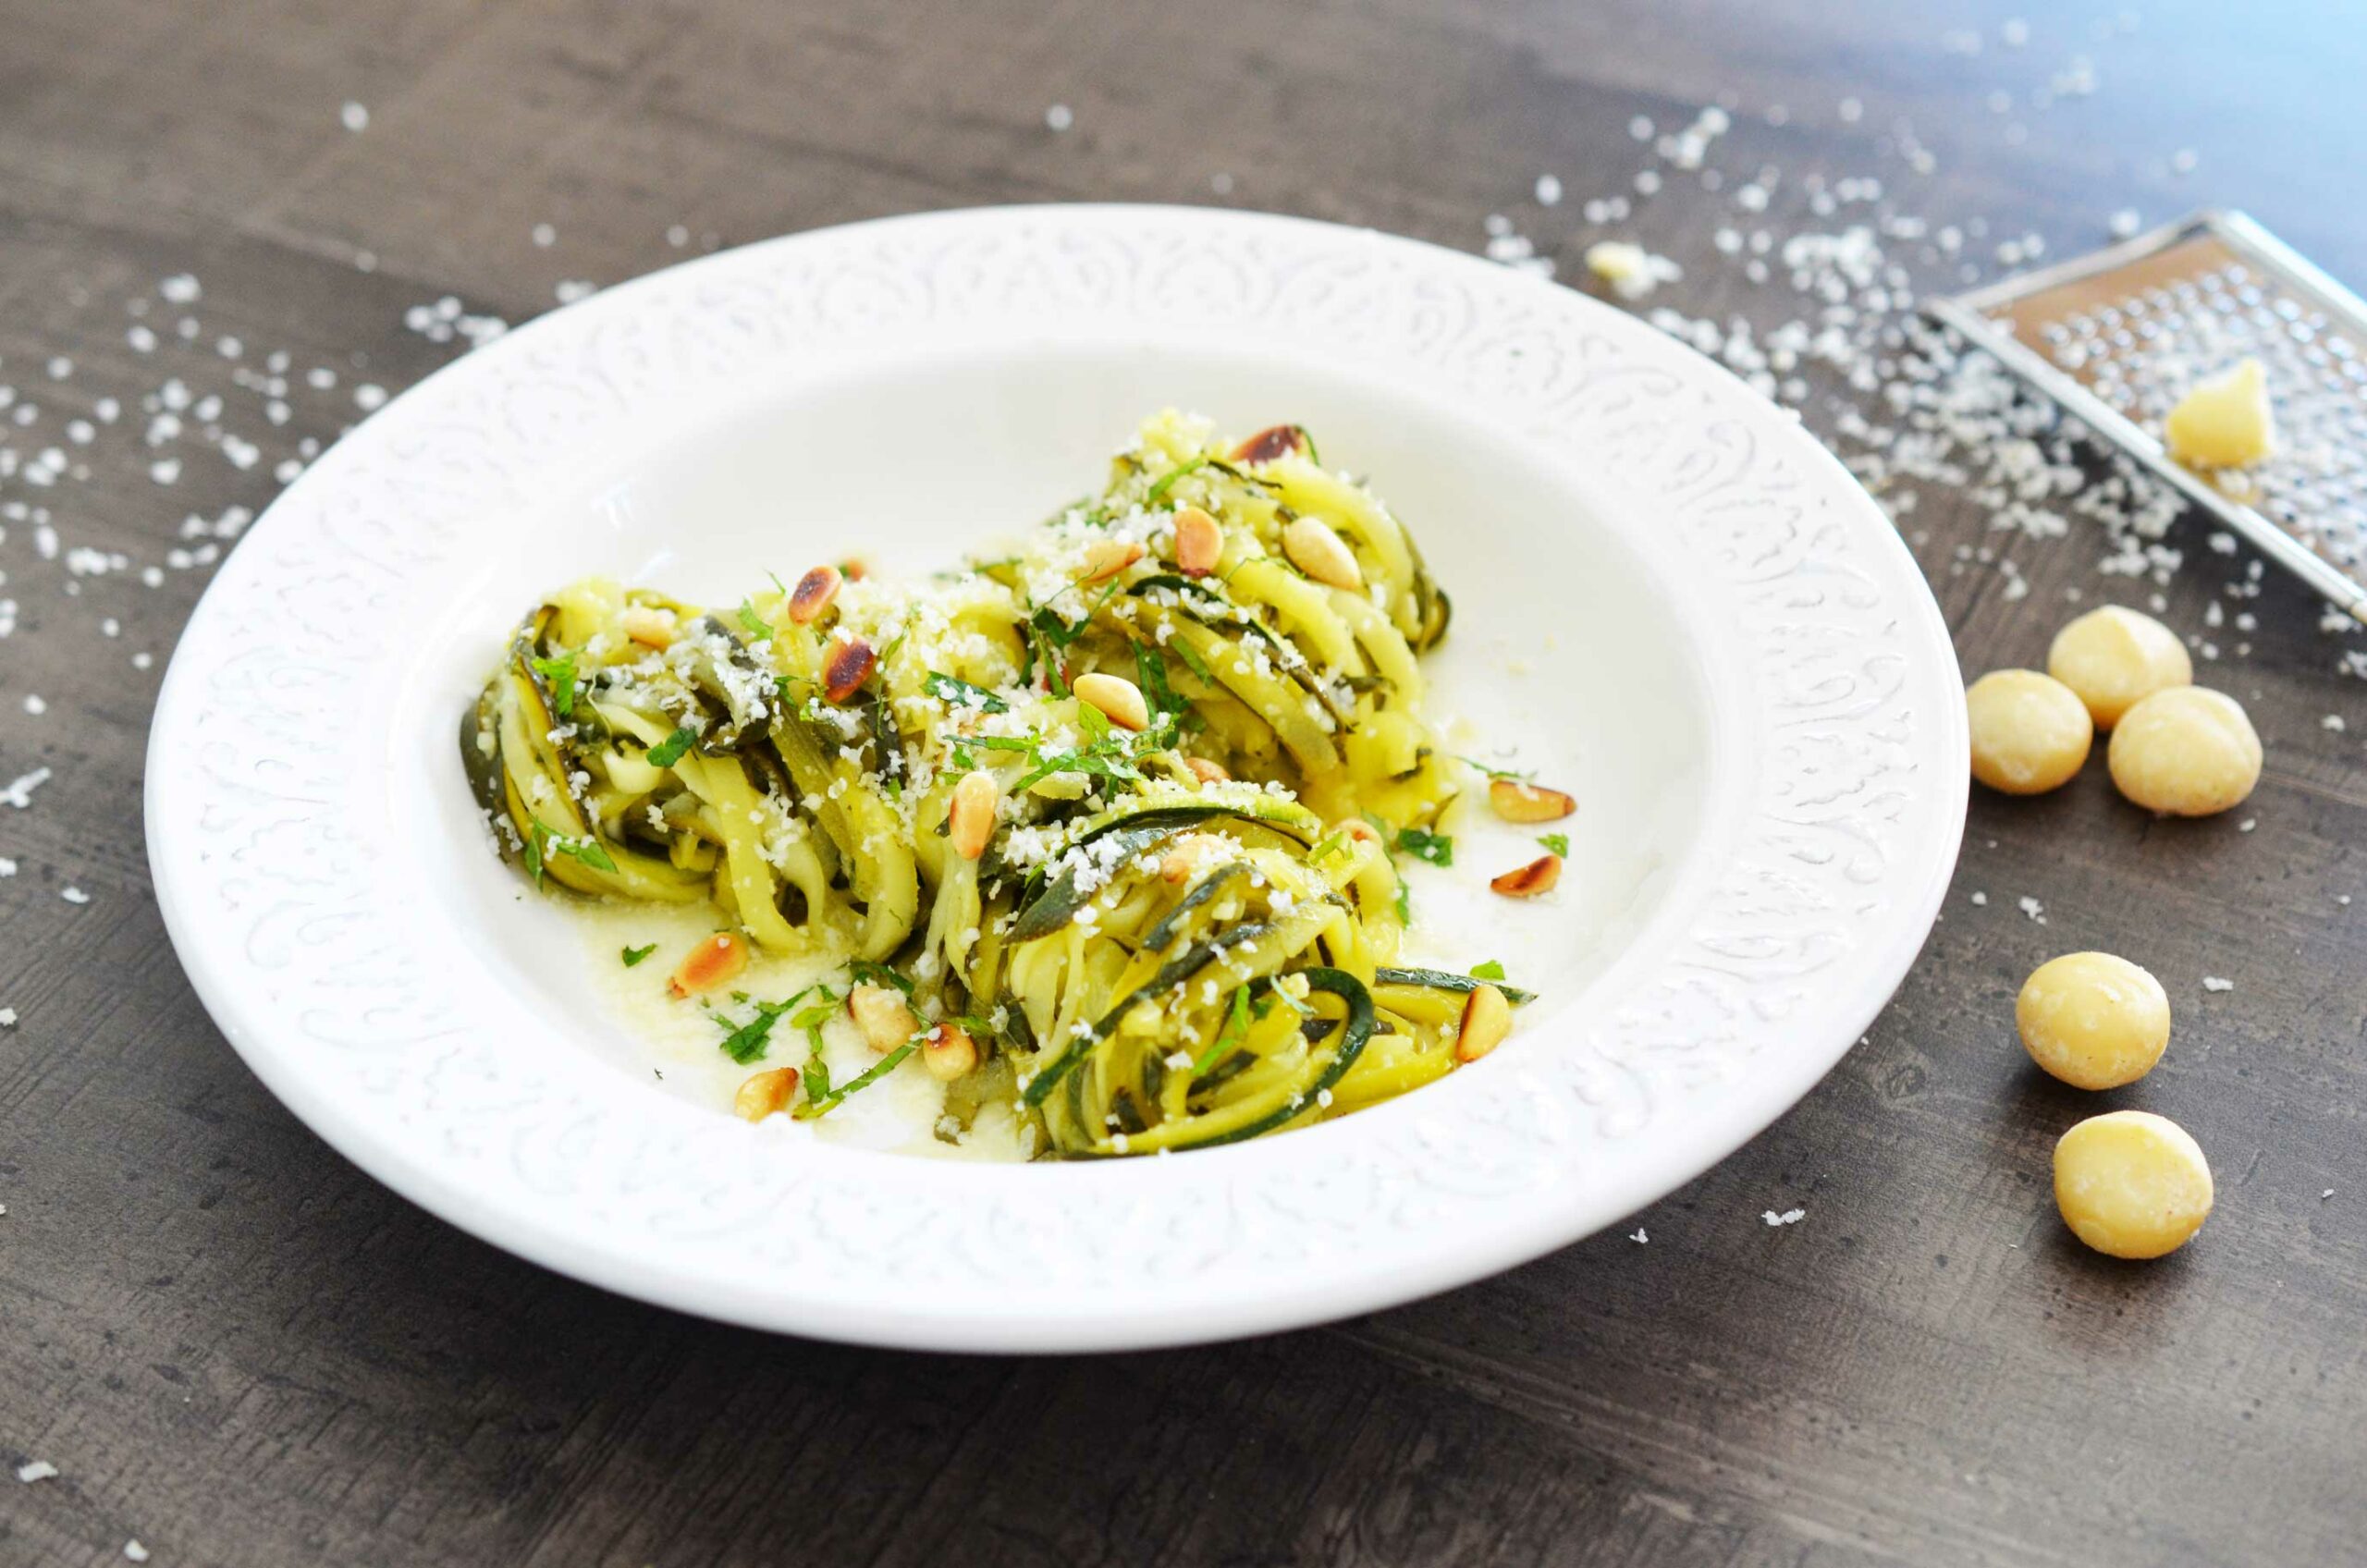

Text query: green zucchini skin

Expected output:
[1004,795,1321,941]
[1373,966,1536,1006]
[1065,967,1377,1156]
[1142,863,1249,953]
[1020,925,1276,1109]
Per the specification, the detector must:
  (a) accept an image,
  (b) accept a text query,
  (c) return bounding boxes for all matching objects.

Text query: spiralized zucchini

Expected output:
[462,410,1529,1157]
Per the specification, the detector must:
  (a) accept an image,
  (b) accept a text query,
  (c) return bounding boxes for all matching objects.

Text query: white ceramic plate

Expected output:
[147,205,1966,1351]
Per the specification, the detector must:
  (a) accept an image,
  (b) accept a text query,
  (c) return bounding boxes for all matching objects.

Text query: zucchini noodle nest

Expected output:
[462,410,1531,1158]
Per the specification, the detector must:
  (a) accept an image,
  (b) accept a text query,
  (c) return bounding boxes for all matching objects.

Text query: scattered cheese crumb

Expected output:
[2202,976,2234,992]
[1629,1228,1648,1243]
[126,1543,151,1562]
[1045,103,1073,131]
[60,886,90,905]
[340,101,370,132]
[2018,895,2046,924]
[2238,818,2257,833]
[1585,240,1680,300]
[0,1008,17,1027]
[1969,890,1988,905]
[15,1460,57,1483]
[1762,1207,1806,1227]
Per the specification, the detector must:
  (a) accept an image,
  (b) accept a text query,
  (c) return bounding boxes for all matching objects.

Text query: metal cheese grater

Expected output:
[1926,210,2367,623]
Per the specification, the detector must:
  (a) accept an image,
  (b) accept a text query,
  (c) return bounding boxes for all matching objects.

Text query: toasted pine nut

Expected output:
[1490,853,1563,898]
[1079,539,1145,583]
[1159,832,1229,884]
[1173,506,1221,576]
[1184,756,1230,785]
[1488,778,1576,823]
[847,984,920,1054]
[1074,671,1149,731]
[620,605,678,649]
[1282,518,1363,591]
[921,1023,979,1082]
[1455,983,1514,1062]
[1231,424,1306,465]
[948,770,1000,860]
[789,565,842,625]
[668,932,749,998]
[823,634,877,703]
[734,1066,799,1121]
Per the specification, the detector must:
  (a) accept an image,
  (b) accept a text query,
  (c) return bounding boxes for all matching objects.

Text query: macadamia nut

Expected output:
[1967,669,2093,795]
[2054,1109,2214,1259]
[2107,686,2263,816]
[2017,952,2170,1089]
[2164,357,2275,470]
[2047,606,2192,729]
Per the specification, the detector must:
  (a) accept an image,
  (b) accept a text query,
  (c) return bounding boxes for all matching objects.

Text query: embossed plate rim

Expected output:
[147,204,1967,1350]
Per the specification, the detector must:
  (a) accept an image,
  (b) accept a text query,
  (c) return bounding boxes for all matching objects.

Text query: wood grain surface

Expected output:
[3,1,2363,1563]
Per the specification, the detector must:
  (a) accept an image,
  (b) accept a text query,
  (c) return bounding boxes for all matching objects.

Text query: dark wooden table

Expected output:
[6,1,2364,1562]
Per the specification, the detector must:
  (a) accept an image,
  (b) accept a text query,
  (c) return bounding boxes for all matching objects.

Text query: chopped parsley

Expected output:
[524,820,615,882]
[1538,832,1570,857]
[786,986,840,1096]
[1133,641,1184,718]
[621,943,657,967]
[645,726,696,767]
[1470,960,1507,982]
[1171,635,1215,685]
[924,671,1009,713]
[530,654,578,718]
[794,1035,920,1120]
[1458,753,1531,782]
[712,997,796,1065]
[1193,984,1254,1075]
[848,960,914,998]
[1145,457,1207,505]
[736,599,771,637]
[1306,830,1348,864]
[1394,827,1453,867]
[1393,878,1412,925]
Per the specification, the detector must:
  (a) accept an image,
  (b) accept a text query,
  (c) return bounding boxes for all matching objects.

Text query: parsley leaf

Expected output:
[1393,878,1412,925]
[714,998,794,1064]
[523,819,614,878]
[1193,985,1254,1075]
[1395,827,1453,867]
[794,1035,920,1119]
[1306,830,1348,864]
[621,943,656,967]
[924,671,1009,713]
[531,654,578,718]
[1172,635,1215,685]
[1145,457,1207,505]
[736,599,771,637]
[549,830,616,873]
[1538,832,1570,857]
[1470,960,1507,981]
[1458,753,1532,782]
[1134,641,1183,717]
[645,727,696,767]
[848,961,914,998]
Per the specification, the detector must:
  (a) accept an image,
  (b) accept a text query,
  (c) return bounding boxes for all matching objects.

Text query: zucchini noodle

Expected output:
[462,410,1531,1157]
